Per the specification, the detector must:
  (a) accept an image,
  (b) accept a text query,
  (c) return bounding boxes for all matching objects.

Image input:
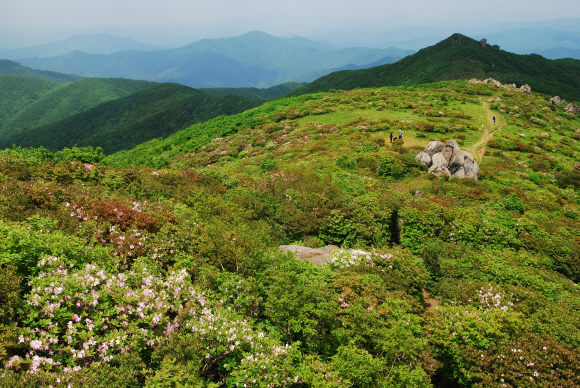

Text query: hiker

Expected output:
[399,130,403,140]
[493,114,496,124]
[390,132,393,143]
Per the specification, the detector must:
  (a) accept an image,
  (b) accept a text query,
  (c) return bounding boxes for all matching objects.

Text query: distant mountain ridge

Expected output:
[289,33,580,102]
[16,31,414,88]
[0,59,82,83]
[200,82,304,100]
[0,33,162,60]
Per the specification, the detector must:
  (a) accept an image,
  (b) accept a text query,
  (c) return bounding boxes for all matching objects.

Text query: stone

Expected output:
[442,140,459,162]
[465,170,479,180]
[566,103,580,114]
[424,141,446,156]
[453,167,466,179]
[480,38,487,48]
[431,152,448,167]
[550,96,565,105]
[415,151,432,167]
[416,140,478,179]
[448,150,477,175]
[414,190,424,198]
[519,85,532,96]
[428,165,451,178]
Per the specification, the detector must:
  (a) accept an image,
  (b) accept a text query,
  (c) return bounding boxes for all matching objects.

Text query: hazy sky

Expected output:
[3,0,580,29]
[1,0,580,48]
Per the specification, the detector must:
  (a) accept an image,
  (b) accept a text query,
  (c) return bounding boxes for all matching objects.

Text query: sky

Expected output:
[1,0,580,48]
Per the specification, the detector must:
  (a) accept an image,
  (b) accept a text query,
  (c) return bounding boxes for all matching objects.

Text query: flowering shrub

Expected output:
[5,257,300,386]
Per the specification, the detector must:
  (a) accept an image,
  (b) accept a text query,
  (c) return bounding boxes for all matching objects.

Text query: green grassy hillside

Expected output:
[0,83,261,154]
[0,76,154,137]
[1,79,580,387]
[0,59,82,83]
[200,81,305,100]
[289,33,580,102]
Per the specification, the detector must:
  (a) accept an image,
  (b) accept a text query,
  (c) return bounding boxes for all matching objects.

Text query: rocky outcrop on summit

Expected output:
[415,140,479,179]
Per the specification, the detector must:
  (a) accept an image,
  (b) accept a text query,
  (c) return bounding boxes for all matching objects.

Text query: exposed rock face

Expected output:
[480,38,487,48]
[424,141,445,156]
[550,96,565,105]
[469,78,529,95]
[416,140,479,180]
[519,85,532,96]
[566,103,580,114]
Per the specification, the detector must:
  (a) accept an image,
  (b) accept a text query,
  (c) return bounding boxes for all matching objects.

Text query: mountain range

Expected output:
[15,31,414,88]
[0,33,162,60]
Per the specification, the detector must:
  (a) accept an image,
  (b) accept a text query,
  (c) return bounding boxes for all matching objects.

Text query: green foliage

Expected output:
[0,59,83,83]
[0,75,152,139]
[1,83,261,154]
[289,33,580,102]
[201,82,305,100]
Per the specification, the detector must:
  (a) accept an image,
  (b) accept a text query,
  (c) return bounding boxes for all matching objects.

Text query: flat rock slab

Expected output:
[279,245,339,266]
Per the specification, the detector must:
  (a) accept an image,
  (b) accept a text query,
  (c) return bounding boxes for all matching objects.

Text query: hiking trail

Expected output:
[468,101,504,164]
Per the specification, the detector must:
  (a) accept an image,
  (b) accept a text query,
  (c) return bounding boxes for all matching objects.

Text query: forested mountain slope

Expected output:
[0,75,153,138]
[0,59,82,83]
[200,82,304,100]
[0,83,261,154]
[289,33,580,102]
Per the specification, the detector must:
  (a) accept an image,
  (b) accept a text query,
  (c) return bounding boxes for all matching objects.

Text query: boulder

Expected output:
[431,152,448,167]
[415,151,432,167]
[442,140,460,162]
[414,190,424,198]
[449,150,477,175]
[454,167,466,179]
[550,96,565,105]
[519,85,532,96]
[424,141,445,156]
[480,38,487,48]
[416,140,478,179]
[428,165,451,178]
[566,103,580,114]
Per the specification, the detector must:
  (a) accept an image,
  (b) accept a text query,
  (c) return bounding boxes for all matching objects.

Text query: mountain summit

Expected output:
[291,33,580,102]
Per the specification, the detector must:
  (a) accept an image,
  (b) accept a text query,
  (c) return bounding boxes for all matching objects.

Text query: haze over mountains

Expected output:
[13,31,413,88]
[0,34,162,60]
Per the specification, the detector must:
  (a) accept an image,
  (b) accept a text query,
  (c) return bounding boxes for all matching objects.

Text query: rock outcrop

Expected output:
[415,140,479,179]
[550,96,565,105]
[519,84,532,96]
[566,103,580,114]
[468,78,531,96]
[480,38,487,48]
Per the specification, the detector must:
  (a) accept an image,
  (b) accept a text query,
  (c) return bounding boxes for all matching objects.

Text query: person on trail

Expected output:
[390,132,393,143]
[399,130,403,140]
[493,114,496,124]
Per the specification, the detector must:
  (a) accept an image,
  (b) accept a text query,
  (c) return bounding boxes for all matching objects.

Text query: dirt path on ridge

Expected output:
[468,101,504,164]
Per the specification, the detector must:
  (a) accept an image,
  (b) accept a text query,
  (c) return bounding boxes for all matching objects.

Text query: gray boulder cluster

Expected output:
[415,140,479,179]
[468,78,532,96]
